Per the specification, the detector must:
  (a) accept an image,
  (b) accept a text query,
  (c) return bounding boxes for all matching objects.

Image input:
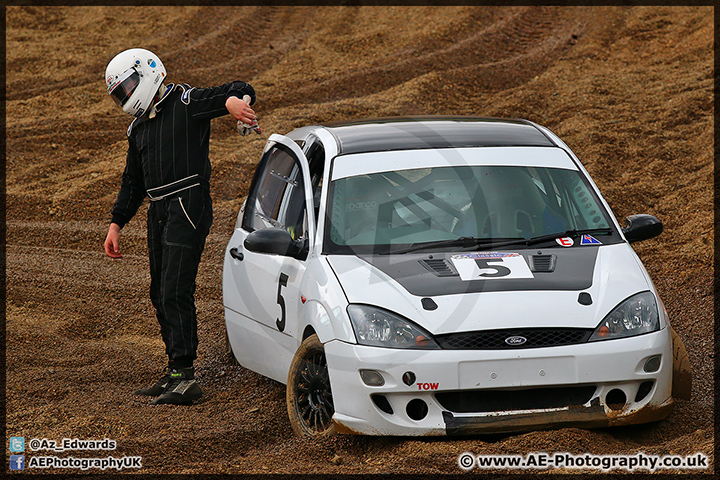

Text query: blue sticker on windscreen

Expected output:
[580,234,602,245]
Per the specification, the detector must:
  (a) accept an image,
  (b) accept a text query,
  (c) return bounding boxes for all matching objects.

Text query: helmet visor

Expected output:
[108,68,140,107]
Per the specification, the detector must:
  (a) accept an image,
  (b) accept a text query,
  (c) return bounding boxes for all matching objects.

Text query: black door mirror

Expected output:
[622,214,663,243]
[244,228,307,259]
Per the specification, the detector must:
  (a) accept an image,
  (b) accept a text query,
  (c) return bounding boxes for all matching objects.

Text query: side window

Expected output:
[276,163,308,240]
[304,137,326,218]
[243,144,305,233]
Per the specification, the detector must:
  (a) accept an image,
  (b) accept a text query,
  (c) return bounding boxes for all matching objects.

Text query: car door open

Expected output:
[223,134,316,383]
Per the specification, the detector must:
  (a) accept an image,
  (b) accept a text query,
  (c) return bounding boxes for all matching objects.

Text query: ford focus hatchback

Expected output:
[223,117,691,436]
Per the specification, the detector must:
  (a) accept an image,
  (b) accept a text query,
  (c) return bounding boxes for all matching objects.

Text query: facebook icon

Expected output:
[10,454,25,470]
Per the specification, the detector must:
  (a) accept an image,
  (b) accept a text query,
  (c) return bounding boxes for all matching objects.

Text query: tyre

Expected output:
[286,334,336,436]
[670,326,692,400]
[224,329,240,366]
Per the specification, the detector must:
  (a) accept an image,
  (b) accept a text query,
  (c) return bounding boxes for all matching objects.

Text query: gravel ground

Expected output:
[5,5,713,476]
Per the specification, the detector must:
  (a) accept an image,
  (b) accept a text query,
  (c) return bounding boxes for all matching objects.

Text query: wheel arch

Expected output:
[298,302,335,344]
[302,325,316,341]
[297,297,354,345]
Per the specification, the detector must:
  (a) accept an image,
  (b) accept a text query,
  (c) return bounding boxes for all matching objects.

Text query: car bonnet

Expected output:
[326,243,653,334]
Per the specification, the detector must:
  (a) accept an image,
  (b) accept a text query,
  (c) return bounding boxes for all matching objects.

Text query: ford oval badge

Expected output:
[505,336,527,346]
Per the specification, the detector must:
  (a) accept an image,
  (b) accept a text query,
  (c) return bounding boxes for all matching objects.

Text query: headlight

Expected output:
[589,291,659,342]
[347,304,440,349]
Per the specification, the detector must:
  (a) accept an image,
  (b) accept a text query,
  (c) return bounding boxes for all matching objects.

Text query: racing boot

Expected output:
[151,367,202,405]
[134,367,172,396]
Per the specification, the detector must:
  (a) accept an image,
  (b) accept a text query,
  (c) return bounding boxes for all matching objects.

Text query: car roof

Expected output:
[316,116,556,155]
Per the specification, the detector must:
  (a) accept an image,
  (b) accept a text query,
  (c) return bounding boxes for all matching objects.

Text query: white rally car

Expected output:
[223,117,691,436]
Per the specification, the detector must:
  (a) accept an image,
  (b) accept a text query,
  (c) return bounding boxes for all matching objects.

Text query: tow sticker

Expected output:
[580,234,602,245]
[417,382,439,391]
[451,252,534,281]
[556,237,574,247]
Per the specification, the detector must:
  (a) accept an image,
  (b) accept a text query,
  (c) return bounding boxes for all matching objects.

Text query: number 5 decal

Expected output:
[451,253,534,281]
[276,272,289,332]
[474,258,512,277]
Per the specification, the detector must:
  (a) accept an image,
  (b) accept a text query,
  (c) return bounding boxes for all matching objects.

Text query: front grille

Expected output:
[435,385,597,413]
[435,328,593,350]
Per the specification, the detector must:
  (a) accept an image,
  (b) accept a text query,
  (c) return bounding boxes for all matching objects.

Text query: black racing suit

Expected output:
[110,81,256,368]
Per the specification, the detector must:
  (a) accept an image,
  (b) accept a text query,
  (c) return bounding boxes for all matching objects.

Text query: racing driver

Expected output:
[102,48,259,405]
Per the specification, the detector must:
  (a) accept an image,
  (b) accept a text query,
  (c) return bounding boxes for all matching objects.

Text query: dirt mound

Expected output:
[5,5,713,475]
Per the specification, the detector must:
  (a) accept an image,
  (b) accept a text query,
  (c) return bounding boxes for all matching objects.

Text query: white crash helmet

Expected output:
[105,48,166,117]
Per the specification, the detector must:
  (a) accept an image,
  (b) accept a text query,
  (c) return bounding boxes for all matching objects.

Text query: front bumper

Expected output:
[324,328,674,436]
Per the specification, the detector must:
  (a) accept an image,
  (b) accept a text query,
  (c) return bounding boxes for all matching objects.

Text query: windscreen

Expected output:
[325,164,612,253]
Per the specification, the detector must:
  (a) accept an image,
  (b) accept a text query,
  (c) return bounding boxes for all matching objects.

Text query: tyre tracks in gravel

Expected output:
[6,220,227,340]
[257,6,590,110]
